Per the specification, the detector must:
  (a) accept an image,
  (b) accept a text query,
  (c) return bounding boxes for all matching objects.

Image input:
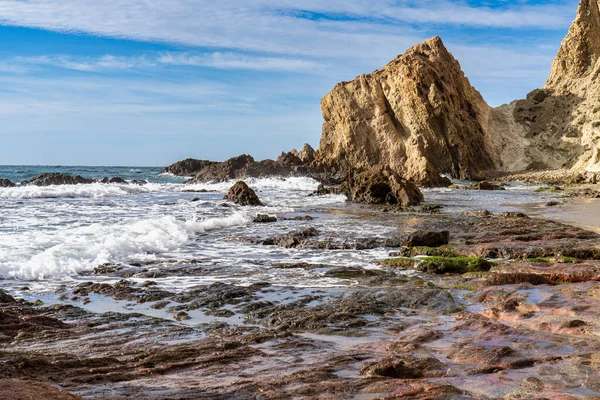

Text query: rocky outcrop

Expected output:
[161,158,217,176]
[292,143,316,165]
[312,0,600,185]
[224,181,263,206]
[0,179,15,187]
[187,154,313,183]
[485,0,600,174]
[344,167,423,207]
[23,173,95,186]
[276,151,304,166]
[313,36,493,186]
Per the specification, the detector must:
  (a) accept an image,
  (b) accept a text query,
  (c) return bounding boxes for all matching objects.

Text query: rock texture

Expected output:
[186,154,312,183]
[224,181,263,206]
[344,167,423,206]
[23,173,95,186]
[160,158,217,176]
[313,36,493,186]
[313,0,600,184]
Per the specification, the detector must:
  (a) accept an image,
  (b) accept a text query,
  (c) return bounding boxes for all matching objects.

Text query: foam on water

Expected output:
[0,212,254,280]
[0,182,171,200]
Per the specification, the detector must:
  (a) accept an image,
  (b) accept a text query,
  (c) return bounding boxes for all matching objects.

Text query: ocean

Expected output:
[0,165,560,317]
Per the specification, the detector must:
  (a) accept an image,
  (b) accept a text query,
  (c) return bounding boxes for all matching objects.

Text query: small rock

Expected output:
[403,230,450,248]
[224,181,263,206]
[254,214,277,223]
[466,181,505,191]
[0,178,15,187]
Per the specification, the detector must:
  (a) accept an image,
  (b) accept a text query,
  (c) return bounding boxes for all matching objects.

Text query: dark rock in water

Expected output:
[254,214,277,223]
[466,181,505,191]
[0,179,15,187]
[276,151,304,166]
[161,158,218,176]
[403,231,450,248]
[310,184,344,196]
[224,181,263,206]
[99,177,127,184]
[281,215,314,221]
[0,289,15,304]
[262,228,319,248]
[23,173,94,186]
[345,167,423,206]
[463,209,494,217]
[130,180,148,185]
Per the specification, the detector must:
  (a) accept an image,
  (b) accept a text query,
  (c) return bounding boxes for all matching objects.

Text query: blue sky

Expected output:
[0,0,579,166]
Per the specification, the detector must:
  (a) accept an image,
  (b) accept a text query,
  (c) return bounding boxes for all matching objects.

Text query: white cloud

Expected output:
[0,0,576,61]
[1,52,324,73]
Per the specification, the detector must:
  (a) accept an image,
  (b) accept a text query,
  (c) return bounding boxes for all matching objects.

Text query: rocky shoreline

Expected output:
[4,202,600,399]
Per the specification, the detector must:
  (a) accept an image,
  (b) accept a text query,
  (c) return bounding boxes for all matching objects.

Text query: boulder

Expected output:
[466,181,505,191]
[0,179,15,187]
[313,36,494,186]
[345,167,423,207]
[224,181,263,206]
[254,214,277,223]
[403,231,450,248]
[23,173,94,186]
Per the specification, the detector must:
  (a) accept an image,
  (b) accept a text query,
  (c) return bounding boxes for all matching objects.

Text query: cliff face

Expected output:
[313,37,494,186]
[484,0,600,173]
[314,0,600,184]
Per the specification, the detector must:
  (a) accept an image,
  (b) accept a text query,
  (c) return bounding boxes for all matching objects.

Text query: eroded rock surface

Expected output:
[224,181,263,206]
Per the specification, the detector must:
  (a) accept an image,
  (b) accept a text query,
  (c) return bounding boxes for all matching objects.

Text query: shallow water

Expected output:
[0,167,572,318]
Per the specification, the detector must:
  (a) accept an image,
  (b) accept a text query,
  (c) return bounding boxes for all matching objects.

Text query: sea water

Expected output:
[0,166,562,298]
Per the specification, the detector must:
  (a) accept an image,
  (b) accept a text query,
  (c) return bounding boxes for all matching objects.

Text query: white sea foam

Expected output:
[183,176,322,193]
[0,212,253,280]
[0,183,171,199]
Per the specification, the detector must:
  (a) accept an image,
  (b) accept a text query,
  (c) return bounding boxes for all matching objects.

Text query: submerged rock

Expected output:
[224,181,263,206]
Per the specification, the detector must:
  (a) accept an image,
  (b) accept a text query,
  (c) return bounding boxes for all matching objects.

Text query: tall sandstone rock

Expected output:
[313,36,494,186]
[314,0,600,184]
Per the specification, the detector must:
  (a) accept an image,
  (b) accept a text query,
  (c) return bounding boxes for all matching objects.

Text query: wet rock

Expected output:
[0,290,16,304]
[0,179,15,187]
[465,181,505,191]
[345,167,423,207]
[261,228,319,248]
[0,379,83,400]
[224,181,263,206]
[359,355,446,379]
[462,209,493,217]
[174,311,191,321]
[23,173,94,186]
[160,158,218,176]
[497,212,529,218]
[403,230,450,248]
[99,177,127,184]
[73,280,172,303]
[310,184,345,196]
[253,214,277,223]
[492,262,600,283]
[280,215,314,221]
[485,273,554,286]
[130,179,148,185]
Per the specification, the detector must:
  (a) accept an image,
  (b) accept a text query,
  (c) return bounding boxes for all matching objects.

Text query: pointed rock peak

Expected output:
[409,36,448,54]
[547,0,600,86]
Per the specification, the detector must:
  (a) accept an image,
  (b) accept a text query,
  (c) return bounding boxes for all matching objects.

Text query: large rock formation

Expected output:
[313,0,600,184]
[313,36,493,186]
